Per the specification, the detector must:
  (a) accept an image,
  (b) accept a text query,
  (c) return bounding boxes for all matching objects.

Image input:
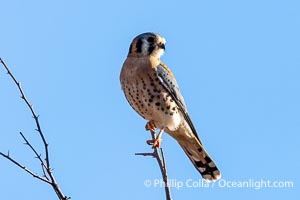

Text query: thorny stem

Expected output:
[0,58,50,168]
[0,152,51,184]
[0,58,69,200]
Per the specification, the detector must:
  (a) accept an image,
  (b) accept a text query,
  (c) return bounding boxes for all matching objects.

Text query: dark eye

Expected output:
[147,37,155,43]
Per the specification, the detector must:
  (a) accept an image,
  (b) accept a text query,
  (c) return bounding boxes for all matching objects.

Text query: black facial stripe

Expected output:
[136,38,143,53]
[148,46,155,54]
[147,37,155,43]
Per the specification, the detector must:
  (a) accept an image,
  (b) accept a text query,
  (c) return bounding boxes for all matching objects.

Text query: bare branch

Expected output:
[0,152,51,184]
[135,130,173,200]
[134,152,155,157]
[19,132,48,171]
[0,58,69,200]
[0,58,50,168]
[159,148,172,200]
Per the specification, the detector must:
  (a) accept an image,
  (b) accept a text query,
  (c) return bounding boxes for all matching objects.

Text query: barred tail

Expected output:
[178,137,221,181]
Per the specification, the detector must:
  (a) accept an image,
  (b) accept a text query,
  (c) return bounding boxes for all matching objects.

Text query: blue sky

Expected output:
[0,0,299,199]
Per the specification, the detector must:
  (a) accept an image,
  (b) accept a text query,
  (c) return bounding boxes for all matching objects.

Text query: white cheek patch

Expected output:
[156,48,165,58]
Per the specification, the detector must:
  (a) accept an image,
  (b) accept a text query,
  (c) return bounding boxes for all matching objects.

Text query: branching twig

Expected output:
[0,58,50,168]
[0,58,69,200]
[0,152,51,184]
[20,132,48,171]
[135,130,173,200]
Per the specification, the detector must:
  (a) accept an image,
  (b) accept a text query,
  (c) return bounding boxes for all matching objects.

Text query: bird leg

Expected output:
[147,128,164,149]
[145,120,156,133]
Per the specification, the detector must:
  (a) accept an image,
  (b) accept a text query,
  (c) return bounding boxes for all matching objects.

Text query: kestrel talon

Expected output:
[120,32,221,181]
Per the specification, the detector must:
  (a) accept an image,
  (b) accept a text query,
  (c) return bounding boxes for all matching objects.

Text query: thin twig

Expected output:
[0,152,51,184]
[0,58,69,200]
[19,132,48,172]
[41,162,50,180]
[159,148,172,200]
[135,130,173,200]
[134,152,155,157]
[0,58,50,168]
[19,131,50,180]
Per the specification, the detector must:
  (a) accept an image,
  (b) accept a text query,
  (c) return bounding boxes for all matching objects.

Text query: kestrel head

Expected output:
[128,32,166,58]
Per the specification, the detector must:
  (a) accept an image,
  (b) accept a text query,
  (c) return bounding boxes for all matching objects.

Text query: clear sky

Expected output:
[0,0,299,199]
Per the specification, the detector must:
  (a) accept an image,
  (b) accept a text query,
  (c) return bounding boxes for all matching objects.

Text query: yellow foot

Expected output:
[146,137,162,149]
[145,120,156,133]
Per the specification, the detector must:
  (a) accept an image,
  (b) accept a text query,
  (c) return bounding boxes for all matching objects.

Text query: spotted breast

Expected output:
[120,56,181,131]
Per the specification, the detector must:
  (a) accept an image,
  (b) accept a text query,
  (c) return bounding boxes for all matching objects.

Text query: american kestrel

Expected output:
[120,32,221,181]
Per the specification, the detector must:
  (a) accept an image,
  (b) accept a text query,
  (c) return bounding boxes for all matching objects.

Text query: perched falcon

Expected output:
[120,32,221,181]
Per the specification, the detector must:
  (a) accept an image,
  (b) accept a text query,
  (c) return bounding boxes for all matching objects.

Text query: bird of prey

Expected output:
[120,32,221,181]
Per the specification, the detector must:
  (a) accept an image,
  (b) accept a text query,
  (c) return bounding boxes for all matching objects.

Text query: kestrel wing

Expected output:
[156,63,201,142]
